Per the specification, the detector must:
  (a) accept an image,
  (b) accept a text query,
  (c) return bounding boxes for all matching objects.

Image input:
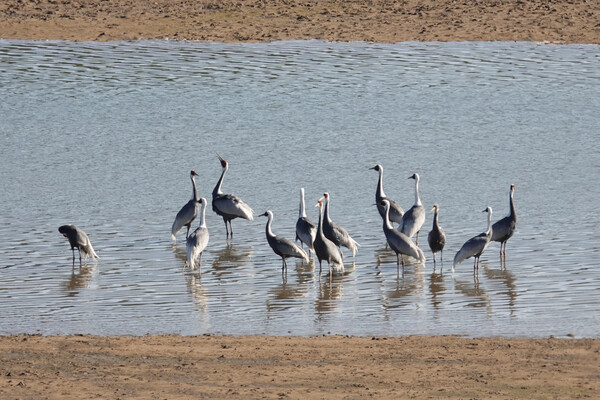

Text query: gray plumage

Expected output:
[261,210,309,271]
[491,184,517,257]
[313,200,344,274]
[399,173,426,244]
[186,198,209,270]
[58,224,99,267]
[379,199,426,267]
[212,154,254,238]
[321,192,359,260]
[370,164,404,223]
[295,187,316,257]
[171,170,200,242]
[428,204,446,266]
[452,206,493,273]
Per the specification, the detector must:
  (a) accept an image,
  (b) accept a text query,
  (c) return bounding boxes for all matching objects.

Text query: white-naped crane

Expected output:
[378,199,425,268]
[452,207,493,273]
[313,200,344,275]
[186,197,209,270]
[171,169,200,242]
[260,210,309,271]
[212,154,254,238]
[58,224,99,267]
[370,164,404,224]
[320,192,359,262]
[491,184,517,259]
[295,187,316,257]
[399,173,426,245]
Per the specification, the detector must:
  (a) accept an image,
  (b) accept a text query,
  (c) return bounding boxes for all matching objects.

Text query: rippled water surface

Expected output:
[1,39,599,337]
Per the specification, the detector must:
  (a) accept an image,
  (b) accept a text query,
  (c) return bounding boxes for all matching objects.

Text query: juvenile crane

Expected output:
[295,187,316,257]
[314,200,344,275]
[321,192,359,261]
[260,210,309,271]
[379,199,425,268]
[399,173,426,244]
[369,164,404,223]
[452,207,493,273]
[491,184,517,258]
[428,204,446,267]
[186,198,209,270]
[212,154,254,238]
[58,224,99,267]
[171,169,200,242]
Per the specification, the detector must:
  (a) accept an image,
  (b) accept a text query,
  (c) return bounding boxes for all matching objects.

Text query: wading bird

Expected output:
[314,200,343,275]
[452,207,493,273]
[212,154,254,238]
[260,210,309,271]
[58,224,99,267]
[171,170,200,242]
[428,204,446,267]
[379,199,425,268]
[295,188,316,257]
[370,164,404,223]
[186,198,209,270]
[399,173,426,244]
[491,184,517,259]
[321,192,359,261]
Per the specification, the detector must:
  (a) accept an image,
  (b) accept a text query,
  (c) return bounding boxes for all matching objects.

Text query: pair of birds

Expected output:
[170,154,254,269]
[263,189,360,275]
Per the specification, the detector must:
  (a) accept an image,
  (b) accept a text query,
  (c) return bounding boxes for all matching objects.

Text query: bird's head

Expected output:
[323,192,329,199]
[216,153,228,168]
[510,184,515,191]
[431,204,439,212]
[409,173,419,180]
[369,164,382,172]
[259,211,271,218]
[482,206,492,214]
[314,200,323,209]
[378,199,389,209]
[191,170,199,177]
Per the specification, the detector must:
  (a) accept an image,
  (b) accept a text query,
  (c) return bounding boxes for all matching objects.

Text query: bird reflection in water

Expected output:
[184,273,208,313]
[482,262,518,316]
[429,270,446,310]
[382,265,426,311]
[62,265,94,297]
[452,263,492,312]
[315,273,346,315]
[211,242,253,279]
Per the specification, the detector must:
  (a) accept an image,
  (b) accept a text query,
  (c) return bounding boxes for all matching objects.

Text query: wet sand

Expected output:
[1,334,599,399]
[1,0,599,43]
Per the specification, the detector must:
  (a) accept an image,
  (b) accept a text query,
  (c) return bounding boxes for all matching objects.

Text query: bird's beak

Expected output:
[368,166,376,170]
[430,206,436,212]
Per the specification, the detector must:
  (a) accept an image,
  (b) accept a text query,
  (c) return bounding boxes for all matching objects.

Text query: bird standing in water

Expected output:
[212,154,254,238]
[379,199,425,268]
[295,187,316,257]
[261,210,309,272]
[186,198,209,270]
[313,200,344,275]
[171,170,200,242]
[491,184,517,260]
[428,204,446,267]
[452,207,493,273]
[320,192,359,261]
[399,173,426,245]
[58,224,99,267]
[370,164,404,224]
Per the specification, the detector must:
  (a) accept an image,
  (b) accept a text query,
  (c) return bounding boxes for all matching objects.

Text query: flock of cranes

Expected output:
[59,155,517,276]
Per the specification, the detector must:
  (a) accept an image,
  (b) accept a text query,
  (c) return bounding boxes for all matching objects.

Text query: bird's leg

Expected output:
[440,250,444,265]
[198,253,202,269]
[78,249,83,268]
[338,247,344,263]
[229,220,234,238]
[396,253,401,267]
[185,224,190,239]
[318,260,322,275]
[415,231,420,246]
[432,253,437,267]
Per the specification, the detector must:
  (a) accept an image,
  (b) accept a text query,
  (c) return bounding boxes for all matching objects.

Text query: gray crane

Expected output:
[491,184,517,258]
[295,187,316,257]
[399,173,426,245]
[212,154,254,238]
[379,199,425,268]
[171,170,200,242]
[321,192,359,261]
[186,198,209,270]
[452,206,493,273]
[369,164,404,223]
[428,204,446,267]
[260,210,309,271]
[313,199,344,275]
[58,224,99,267]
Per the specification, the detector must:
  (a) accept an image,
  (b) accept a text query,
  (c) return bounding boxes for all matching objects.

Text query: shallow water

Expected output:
[0,39,599,337]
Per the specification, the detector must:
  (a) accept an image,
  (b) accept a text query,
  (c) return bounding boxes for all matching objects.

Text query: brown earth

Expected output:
[1,334,599,399]
[0,0,599,43]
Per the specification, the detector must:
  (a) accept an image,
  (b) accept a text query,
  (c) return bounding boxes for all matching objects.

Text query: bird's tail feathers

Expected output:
[171,233,177,242]
[85,244,99,260]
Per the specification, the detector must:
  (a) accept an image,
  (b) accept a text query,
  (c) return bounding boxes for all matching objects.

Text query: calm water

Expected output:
[1,39,599,338]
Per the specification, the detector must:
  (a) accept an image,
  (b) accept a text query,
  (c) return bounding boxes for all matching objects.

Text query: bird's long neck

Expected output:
[191,174,199,201]
[265,212,275,238]
[383,203,393,231]
[414,176,422,206]
[299,189,307,218]
[486,210,493,237]
[213,166,227,196]
[324,197,332,223]
[509,190,516,221]
[317,206,324,236]
[432,209,439,229]
[199,201,207,228]
[376,168,385,200]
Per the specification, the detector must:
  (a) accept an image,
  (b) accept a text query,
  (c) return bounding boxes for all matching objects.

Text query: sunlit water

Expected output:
[1,39,599,338]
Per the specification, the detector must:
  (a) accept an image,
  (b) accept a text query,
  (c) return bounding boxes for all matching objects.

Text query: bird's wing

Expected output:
[276,236,309,260]
[213,194,254,220]
[172,200,199,235]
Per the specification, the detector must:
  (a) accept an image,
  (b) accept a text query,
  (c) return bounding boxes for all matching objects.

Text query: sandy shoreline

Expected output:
[1,334,599,399]
[1,0,599,44]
